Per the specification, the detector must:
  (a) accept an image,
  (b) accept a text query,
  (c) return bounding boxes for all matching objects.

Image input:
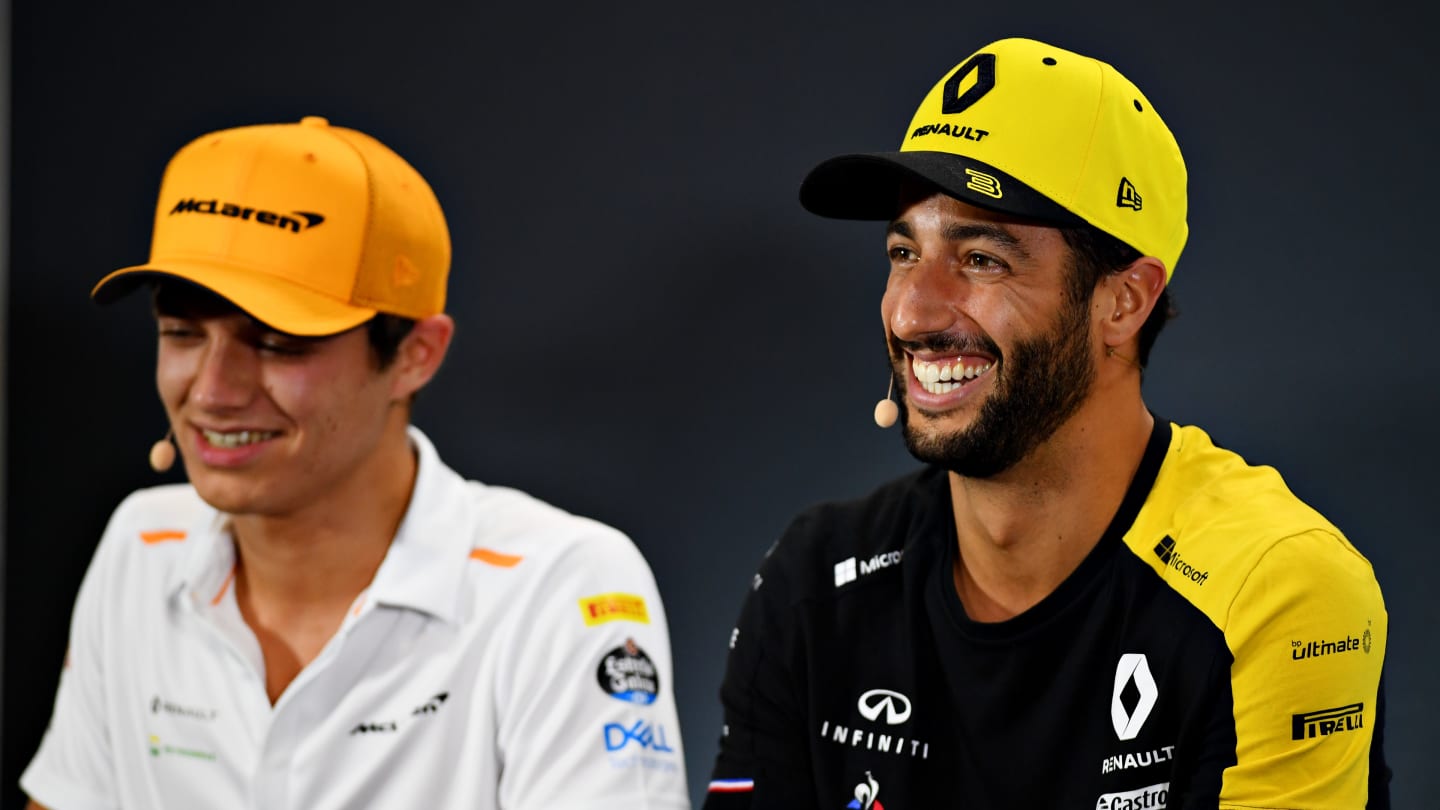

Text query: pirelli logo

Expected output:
[1292,703,1364,740]
[579,593,650,627]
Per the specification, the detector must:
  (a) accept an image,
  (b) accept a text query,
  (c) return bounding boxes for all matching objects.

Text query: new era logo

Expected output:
[1116,178,1142,211]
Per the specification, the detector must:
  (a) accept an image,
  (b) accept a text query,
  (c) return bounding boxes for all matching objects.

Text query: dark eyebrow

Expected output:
[887,219,1031,260]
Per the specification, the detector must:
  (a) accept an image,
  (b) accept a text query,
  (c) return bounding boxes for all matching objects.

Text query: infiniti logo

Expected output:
[857,689,912,726]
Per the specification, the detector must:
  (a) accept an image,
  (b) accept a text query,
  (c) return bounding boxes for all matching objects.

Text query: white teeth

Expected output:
[202,429,278,449]
[912,357,993,395]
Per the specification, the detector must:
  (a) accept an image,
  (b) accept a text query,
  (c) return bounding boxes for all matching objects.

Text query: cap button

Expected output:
[299,116,330,128]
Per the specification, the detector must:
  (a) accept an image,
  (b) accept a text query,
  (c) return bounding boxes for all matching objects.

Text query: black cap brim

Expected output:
[799,151,1084,226]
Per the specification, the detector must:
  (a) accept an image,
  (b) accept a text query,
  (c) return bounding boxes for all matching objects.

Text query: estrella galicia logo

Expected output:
[846,770,885,809]
[597,638,659,705]
[603,719,675,754]
[857,689,912,726]
[1116,177,1143,211]
[1292,703,1364,740]
[1111,653,1158,741]
[169,198,325,233]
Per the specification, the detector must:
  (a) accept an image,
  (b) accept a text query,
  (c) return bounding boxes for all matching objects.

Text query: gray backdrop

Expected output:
[5,1,1435,807]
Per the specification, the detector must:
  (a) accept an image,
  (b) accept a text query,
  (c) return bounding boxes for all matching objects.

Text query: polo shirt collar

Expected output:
[167,426,474,626]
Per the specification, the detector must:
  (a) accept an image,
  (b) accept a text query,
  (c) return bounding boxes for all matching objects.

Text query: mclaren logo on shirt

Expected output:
[347,692,449,736]
[834,550,903,587]
[1111,654,1158,741]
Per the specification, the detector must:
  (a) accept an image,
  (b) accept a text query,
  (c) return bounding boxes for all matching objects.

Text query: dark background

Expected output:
[5,2,1436,807]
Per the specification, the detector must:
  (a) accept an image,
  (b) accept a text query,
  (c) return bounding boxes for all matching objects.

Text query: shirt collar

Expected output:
[362,426,473,625]
[166,426,475,625]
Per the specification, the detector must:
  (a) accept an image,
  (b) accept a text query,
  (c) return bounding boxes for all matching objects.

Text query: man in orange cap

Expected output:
[21,117,689,809]
[704,38,1388,808]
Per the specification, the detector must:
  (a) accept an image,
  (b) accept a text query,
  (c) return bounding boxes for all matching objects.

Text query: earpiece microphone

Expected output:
[149,429,176,473]
[873,377,899,429]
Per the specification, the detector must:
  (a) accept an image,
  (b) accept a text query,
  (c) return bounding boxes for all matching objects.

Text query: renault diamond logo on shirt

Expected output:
[1111,653,1158,741]
[857,689,912,726]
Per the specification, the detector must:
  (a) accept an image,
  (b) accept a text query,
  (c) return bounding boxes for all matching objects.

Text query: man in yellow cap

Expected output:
[21,117,689,809]
[703,39,1388,808]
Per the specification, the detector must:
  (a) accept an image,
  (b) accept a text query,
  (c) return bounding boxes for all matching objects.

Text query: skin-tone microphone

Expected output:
[874,377,899,429]
[150,429,176,473]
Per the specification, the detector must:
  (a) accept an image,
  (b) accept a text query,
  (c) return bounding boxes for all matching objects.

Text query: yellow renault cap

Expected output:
[93,116,450,335]
[800,38,1188,277]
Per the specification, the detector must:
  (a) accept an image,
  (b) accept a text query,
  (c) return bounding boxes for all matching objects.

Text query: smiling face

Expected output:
[883,187,1099,478]
[153,285,408,518]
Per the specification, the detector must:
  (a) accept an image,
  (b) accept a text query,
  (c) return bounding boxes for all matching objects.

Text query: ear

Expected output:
[1097,257,1167,351]
[389,314,455,400]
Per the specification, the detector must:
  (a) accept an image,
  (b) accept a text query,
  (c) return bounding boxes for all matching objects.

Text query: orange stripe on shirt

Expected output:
[210,566,235,606]
[469,548,523,567]
[140,530,187,544]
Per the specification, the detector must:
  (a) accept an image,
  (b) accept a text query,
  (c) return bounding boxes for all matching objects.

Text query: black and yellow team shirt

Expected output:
[704,420,1388,809]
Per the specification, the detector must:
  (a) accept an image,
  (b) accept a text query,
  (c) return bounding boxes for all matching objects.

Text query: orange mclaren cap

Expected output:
[93,116,450,336]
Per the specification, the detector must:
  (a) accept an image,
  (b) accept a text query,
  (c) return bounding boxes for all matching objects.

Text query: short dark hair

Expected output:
[1058,224,1176,368]
[150,278,416,370]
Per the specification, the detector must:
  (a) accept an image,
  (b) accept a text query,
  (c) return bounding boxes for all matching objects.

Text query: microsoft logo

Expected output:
[1152,536,1209,586]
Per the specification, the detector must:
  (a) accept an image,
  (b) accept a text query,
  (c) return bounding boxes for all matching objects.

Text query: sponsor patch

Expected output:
[597,638,659,705]
[579,593,649,626]
[1292,703,1364,740]
[147,734,217,762]
[1111,654,1158,741]
[1152,536,1208,585]
[858,689,912,726]
[603,718,676,753]
[834,550,903,588]
[847,770,886,809]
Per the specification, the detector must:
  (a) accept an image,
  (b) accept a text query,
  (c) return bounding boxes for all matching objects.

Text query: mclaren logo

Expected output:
[857,689,912,726]
[169,198,326,233]
[1112,653,1158,741]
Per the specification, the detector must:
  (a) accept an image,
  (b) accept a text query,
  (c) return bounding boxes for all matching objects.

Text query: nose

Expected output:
[189,335,259,411]
[885,256,969,344]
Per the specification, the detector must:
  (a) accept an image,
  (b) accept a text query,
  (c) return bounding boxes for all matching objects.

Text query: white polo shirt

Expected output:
[21,428,689,810]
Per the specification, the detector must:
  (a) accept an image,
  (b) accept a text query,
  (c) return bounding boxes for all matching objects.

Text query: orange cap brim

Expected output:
[92,261,377,337]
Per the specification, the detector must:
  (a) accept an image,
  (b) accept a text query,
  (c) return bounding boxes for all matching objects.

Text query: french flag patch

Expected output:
[708,778,755,793]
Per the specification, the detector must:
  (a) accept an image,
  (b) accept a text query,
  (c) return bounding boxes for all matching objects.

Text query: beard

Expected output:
[895,292,1096,479]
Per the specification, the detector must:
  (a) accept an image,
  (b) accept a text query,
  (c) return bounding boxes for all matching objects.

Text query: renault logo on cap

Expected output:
[857,689,912,726]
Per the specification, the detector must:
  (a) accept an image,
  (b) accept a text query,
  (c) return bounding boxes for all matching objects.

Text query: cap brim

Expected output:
[799,151,1084,226]
[92,262,377,337]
